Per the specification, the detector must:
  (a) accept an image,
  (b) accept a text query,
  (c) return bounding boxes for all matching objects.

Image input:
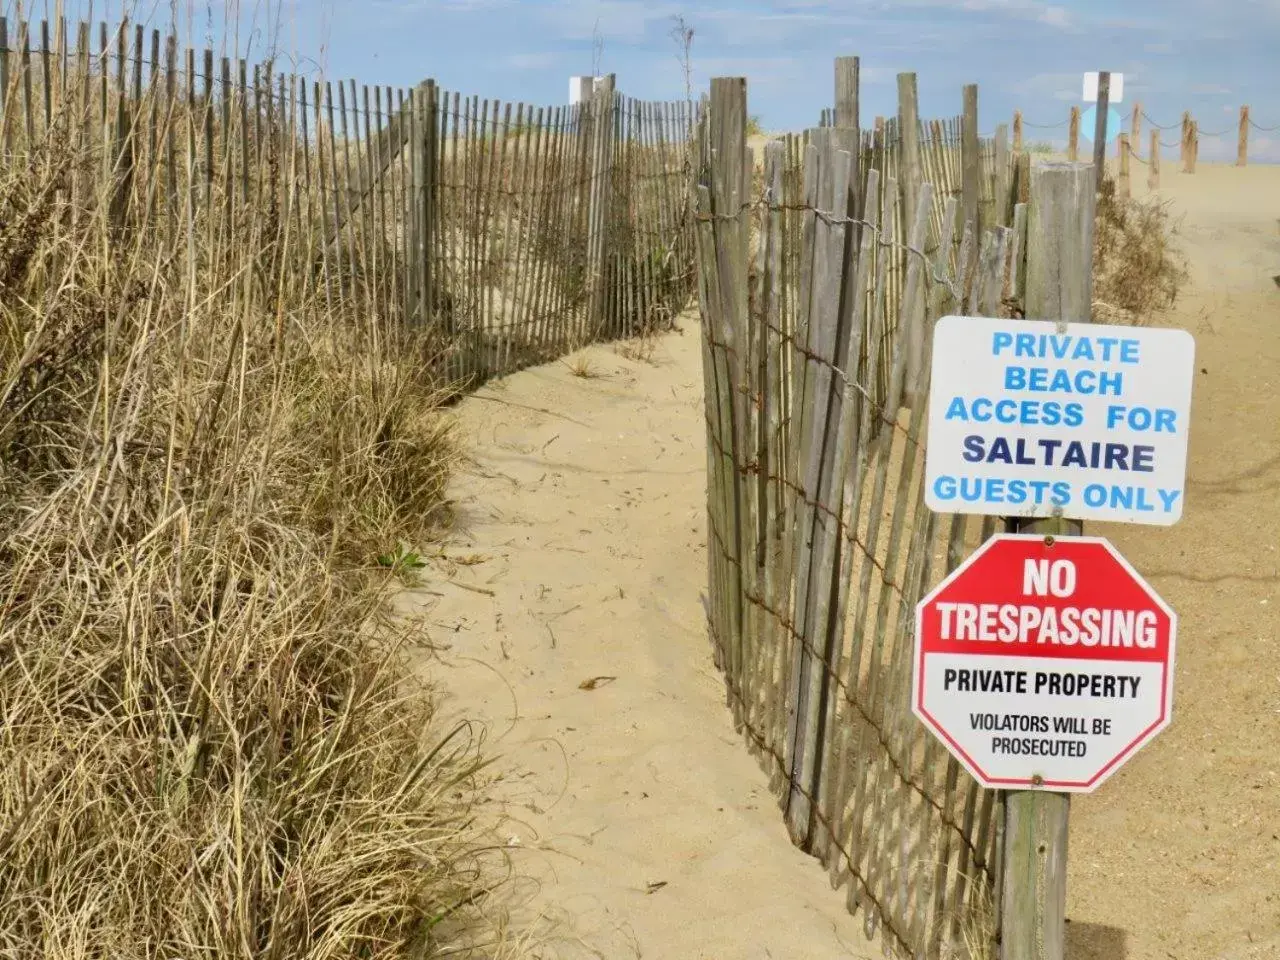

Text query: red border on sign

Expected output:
[911,533,1178,793]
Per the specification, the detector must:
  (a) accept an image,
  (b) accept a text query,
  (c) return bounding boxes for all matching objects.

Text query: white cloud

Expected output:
[536,0,683,42]
[505,52,559,70]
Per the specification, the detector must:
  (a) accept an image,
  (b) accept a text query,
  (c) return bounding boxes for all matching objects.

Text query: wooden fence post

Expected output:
[897,72,922,250]
[1012,109,1023,153]
[423,81,438,326]
[962,84,980,237]
[834,55,860,220]
[1180,111,1191,171]
[994,122,1010,228]
[1068,106,1079,161]
[1131,101,1142,161]
[406,80,438,329]
[834,56,859,130]
[1188,120,1198,174]
[1148,128,1160,191]
[1090,70,1110,194]
[831,55,863,272]
[408,83,426,327]
[898,72,925,406]
[1117,132,1130,198]
[586,73,617,334]
[1238,106,1249,166]
[694,75,750,734]
[1001,160,1096,960]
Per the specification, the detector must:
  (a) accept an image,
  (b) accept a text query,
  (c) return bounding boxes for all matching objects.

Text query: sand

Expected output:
[405,161,1280,959]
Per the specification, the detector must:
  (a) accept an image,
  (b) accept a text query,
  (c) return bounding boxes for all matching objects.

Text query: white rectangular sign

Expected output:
[1083,71,1124,104]
[924,315,1196,526]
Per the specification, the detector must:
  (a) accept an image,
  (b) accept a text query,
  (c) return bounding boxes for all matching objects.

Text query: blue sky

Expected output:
[21,0,1280,161]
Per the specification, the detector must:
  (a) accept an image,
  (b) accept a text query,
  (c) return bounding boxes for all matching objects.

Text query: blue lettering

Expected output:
[945,396,970,421]
[1097,371,1124,396]
[1004,366,1027,390]
[993,332,1014,355]
[1158,489,1181,511]
[1008,367,1125,395]
[962,436,985,462]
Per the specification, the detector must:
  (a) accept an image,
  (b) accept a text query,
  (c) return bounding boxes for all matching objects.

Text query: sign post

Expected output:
[1005,162,1094,960]
[1083,71,1123,194]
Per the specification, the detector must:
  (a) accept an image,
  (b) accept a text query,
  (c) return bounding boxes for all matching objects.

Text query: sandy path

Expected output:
[402,333,873,958]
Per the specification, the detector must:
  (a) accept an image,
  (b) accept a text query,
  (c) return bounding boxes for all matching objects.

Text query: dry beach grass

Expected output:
[0,86,532,958]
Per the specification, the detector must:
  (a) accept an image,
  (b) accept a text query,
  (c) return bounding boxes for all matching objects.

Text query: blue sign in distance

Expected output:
[1079,104,1125,144]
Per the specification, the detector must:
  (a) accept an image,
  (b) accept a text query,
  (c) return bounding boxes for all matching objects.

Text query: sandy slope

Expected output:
[404,161,1280,959]
[401,334,875,958]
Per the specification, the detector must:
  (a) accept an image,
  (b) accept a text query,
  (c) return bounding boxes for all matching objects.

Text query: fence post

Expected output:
[1001,160,1096,960]
[423,80,437,327]
[1012,109,1023,153]
[962,84,980,233]
[1090,70,1110,194]
[407,80,437,330]
[1148,128,1160,191]
[1131,101,1142,161]
[898,72,924,404]
[586,73,617,335]
[408,83,426,328]
[994,122,1010,228]
[1188,120,1198,174]
[697,74,750,718]
[833,55,861,233]
[897,72,922,247]
[1238,105,1249,166]
[1067,106,1079,161]
[1180,111,1191,171]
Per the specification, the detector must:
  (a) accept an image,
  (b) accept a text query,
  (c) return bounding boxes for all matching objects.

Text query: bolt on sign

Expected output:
[912,534,1176,793]
[924,315,1197,526]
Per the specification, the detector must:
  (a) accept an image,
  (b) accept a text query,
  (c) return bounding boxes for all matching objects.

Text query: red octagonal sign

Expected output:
[913,533,1176,793]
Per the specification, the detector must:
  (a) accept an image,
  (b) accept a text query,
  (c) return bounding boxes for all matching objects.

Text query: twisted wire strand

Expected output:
[694,191,967,306]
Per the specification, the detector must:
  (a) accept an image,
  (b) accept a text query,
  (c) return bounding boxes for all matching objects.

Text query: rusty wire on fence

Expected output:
[694,77,1037,960]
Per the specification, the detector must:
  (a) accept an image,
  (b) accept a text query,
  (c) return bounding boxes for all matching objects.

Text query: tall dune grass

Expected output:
[0,61,528,960]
